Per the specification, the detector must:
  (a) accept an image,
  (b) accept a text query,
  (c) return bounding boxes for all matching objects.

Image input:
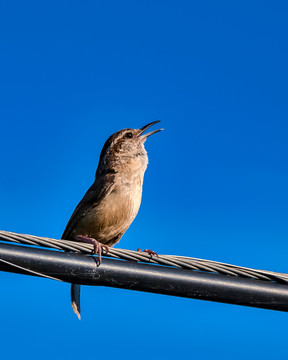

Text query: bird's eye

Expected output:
[125,132,133,138]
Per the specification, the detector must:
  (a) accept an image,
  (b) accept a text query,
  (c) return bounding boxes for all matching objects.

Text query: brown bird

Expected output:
[61,121,163,319]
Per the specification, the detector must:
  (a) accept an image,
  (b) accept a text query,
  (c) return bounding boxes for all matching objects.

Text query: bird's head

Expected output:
[96,121,163,177]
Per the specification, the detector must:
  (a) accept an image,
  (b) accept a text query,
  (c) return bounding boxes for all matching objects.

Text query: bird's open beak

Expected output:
[137,121,164,140]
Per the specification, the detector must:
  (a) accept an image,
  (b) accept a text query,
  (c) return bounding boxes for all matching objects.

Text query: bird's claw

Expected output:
[92,242,109,266]
[76,235,109,266]
[137,248,159,257]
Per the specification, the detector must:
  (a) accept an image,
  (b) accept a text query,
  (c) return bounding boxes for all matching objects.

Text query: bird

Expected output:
[61,121,163,319]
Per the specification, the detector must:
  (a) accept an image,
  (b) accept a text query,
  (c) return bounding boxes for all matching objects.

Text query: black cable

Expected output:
[1,242,288,312]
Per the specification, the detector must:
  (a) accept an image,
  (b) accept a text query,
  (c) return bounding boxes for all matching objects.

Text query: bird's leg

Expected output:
[137,248,159,257]
[76,235,109,266]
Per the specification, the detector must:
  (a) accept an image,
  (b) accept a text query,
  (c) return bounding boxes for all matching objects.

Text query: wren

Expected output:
[62,121,163,319]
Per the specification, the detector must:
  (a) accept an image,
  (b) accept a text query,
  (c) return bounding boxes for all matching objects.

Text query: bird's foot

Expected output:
[137,248,159,257]
[76,235,109,266]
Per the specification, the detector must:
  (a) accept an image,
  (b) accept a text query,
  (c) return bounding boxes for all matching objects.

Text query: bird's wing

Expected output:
[61,172,115,240]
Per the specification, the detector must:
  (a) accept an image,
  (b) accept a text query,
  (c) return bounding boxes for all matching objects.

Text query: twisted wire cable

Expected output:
[0,230,287,284]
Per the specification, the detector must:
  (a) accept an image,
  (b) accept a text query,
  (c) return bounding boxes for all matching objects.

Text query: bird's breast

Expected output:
[74,177,144,245]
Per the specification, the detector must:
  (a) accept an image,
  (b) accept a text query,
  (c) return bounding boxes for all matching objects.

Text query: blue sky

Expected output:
[0,1,288,359]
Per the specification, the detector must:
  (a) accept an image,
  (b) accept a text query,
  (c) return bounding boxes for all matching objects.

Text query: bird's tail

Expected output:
[71,283,81,320]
